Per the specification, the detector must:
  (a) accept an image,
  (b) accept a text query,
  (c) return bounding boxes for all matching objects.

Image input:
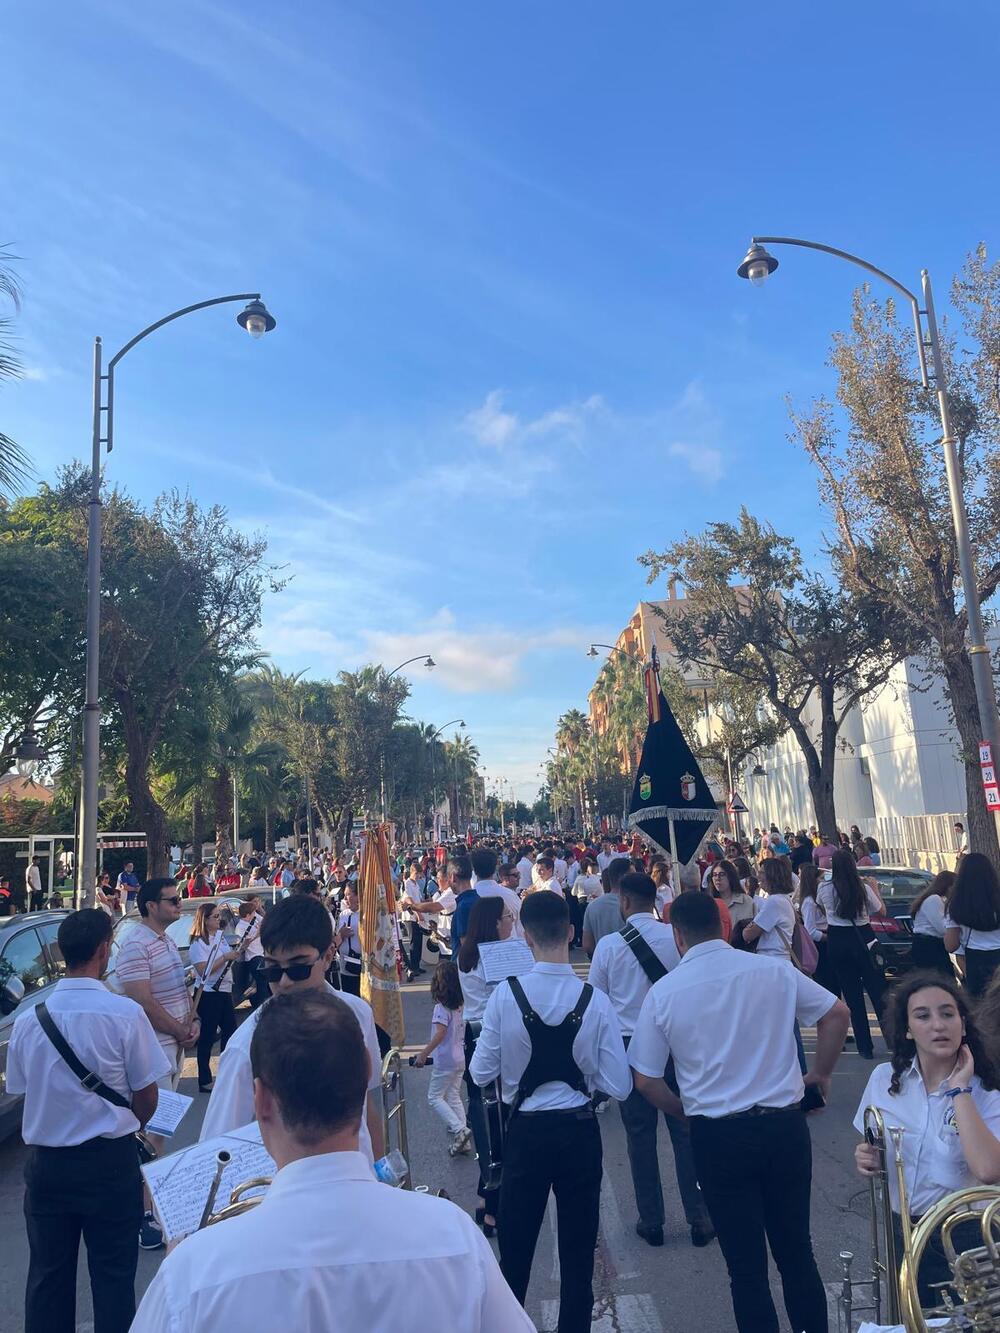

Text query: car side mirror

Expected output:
[1,975,25,1015]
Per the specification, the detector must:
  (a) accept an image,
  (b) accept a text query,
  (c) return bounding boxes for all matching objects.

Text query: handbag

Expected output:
[791,919,819,975]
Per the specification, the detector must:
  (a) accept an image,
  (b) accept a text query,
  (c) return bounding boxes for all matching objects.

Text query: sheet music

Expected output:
[477,939,535,984]
[144,1088,193,1138]
[141,1123,275,1242]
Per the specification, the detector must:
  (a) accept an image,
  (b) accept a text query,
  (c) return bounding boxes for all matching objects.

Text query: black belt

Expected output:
[514,1104,595,1120]
[697,1103,801,1121]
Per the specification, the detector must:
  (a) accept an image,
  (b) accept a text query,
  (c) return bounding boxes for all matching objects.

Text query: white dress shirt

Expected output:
[588,912,681,1038]
[474,880,524,939]
[628,939,837,1117]
[943,914,1000,952]
[5,978,170,1145]
[753,893,796,959]
[800,896,827,944]
[596,851,615,873]
[817,880,882,927]
[469,962,632,1110]
[553,858,569,886]
[199,984,381,1164]
[854,1060,1000,1214]
[912,894,946,938]
[235,914,264,960]
[459,959,496,1024]
[130,1150,533,1333]
[516,857,534,891]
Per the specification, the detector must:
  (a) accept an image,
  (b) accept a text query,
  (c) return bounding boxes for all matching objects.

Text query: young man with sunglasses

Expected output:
[199,895,384,1164]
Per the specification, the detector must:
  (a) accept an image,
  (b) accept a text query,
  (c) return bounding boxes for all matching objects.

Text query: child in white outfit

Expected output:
[414,960,470,1155]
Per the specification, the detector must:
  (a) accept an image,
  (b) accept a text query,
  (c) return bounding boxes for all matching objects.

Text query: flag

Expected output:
[628,655,717,864]
[357,822,405,1048]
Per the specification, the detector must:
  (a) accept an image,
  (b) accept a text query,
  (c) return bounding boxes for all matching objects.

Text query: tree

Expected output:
[794,249,1000,858]
[640,508,915,836]
[0,251,30,497]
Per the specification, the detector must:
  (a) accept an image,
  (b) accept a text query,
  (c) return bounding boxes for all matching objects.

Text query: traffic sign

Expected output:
[727,791,749,815]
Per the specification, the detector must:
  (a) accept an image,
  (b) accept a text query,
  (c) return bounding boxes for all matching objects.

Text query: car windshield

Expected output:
[868,871,933,898]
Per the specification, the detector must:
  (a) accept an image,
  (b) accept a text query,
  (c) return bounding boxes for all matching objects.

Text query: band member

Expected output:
[336,883,363,996]
[471,890,632,1332]
[588,871,714,1247]
[199,895,384,1163]
[629,891,850,1333]
[131,990,532,1333]
[234,898,268,1009]
[6,909,169,1333]
[854,969,1000,1305]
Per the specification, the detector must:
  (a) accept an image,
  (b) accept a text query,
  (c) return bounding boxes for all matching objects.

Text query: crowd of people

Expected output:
[6,820,1000,1333]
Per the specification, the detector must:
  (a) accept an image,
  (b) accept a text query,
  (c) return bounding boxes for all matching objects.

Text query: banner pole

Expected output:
[668,815,680,875]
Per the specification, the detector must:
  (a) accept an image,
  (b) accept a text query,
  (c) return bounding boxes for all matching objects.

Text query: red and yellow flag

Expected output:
[357,823,405,1049]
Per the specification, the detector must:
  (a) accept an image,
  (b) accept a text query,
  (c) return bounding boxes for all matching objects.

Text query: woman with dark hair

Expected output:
[709,858,755,930]
[744,858,796,960]
[458,896,514,1236]
[864,836,881,866]
[944,852,1000,997]
[188,902,239,1091]
[817,850,887,1058]
[789,832,813,874]
[798,863,837,995]
[733,854,757,897]
[910,870,956,976]
[853,971,1000,1306]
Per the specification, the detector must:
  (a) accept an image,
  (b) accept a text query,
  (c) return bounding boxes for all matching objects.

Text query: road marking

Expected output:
[541,1293,663,1332]
[598,1167,640,1280]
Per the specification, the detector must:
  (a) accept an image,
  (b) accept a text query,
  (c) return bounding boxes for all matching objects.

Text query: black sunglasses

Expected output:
[158,895,181,906]
[259,954,321,984]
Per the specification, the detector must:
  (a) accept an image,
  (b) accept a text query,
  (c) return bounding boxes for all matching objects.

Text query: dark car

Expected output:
[0,910,73,1138]
[856,865,936,976]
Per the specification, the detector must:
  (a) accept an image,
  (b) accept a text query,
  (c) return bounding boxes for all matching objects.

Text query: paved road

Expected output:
[0,969,878,1332]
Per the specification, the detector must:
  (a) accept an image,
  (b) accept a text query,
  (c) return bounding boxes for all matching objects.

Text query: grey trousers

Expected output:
[619,1050,711,1232]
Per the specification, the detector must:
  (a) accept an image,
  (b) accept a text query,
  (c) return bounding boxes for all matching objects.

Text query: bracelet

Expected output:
[943,1085,974,1099]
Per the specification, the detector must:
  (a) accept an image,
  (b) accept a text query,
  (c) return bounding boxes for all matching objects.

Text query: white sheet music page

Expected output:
[477,939,535,983]
[141,1122,275,1242]
[144,1088,193,1138]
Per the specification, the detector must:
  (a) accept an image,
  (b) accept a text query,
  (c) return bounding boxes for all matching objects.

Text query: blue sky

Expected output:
[5,0,999,801]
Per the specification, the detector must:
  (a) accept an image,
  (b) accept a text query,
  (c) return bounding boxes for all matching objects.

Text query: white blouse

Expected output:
[817,880,882,927]
[459,959,495,1024]
[189,932,233,994]
[912,894,947,939]
[800,896,827,944]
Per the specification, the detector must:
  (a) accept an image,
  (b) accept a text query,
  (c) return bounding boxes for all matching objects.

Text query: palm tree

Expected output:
[442,732,481,829]
[0,252,30,496]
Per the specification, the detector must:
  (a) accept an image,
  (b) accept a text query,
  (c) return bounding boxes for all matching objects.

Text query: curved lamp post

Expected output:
[428,719,465,835]
[738,235,1000,802]
[79,295,276,901]
[379,655,436,820]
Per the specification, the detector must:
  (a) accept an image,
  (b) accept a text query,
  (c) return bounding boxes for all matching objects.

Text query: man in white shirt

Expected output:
[629,891,850,1333]
[26,855,44,911]
[552,846,569,887]
[470,847,523,939]
[471,890,632,1331]
[200,895,384,1164]
[515,846,534,891]
[596,838,616,874]
[528,856,562,894]
[132,989,531,1333]
[6,908,169,1333]
[588,872,713,1248]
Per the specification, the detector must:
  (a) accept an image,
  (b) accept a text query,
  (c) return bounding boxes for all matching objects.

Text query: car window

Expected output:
[0,928,51,1001]
[870,872,932,897]
[36,920,66,977]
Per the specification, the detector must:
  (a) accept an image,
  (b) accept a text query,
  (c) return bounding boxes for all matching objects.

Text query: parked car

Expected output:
[0,910,72,1138]
[856,865,937,976]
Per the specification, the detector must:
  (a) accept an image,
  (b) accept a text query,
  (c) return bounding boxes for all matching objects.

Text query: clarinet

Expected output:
[211,920,260,993]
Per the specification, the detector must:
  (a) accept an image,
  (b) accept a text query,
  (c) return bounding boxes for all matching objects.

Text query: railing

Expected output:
[857,813,964,872]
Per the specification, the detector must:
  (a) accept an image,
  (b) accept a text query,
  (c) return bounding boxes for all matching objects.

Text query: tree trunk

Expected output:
[214,768,234,861]
[191,795,202,862]
[785,707,838,838]
[941,651,1000,865]
[263,802,272,855]
[124,748,170,879]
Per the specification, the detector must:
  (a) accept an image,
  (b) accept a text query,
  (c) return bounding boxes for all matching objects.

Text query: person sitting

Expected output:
[131,990,532,1332]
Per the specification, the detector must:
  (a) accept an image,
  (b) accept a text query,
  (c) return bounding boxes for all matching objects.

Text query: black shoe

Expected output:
[405,971,416,983]
[199,1081,213,1093]
[859,1049,875,1060]
[635,1222,664,1247]
[691,1225,716,1248]
[482,1218,497,1238]
[475,1205,486,1225]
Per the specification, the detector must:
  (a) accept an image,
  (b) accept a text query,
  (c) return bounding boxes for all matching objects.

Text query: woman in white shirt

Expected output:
[572,856,603,946]
[457,896,514,1236]
[189,903,240,1092]
[943,852,1000,998]
[796,863,838,997]
[817,850,887,1059]
[854,971,1000,1307]
[743,857,796,959]
[909,869,955,977]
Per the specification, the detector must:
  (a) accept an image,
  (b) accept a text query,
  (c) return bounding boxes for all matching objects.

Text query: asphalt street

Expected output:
[0,967,878,1332]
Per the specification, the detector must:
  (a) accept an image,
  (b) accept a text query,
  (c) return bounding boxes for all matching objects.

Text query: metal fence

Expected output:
[857,813,964,873]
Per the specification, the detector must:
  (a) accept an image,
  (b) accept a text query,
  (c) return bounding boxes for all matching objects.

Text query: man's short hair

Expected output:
[250,990,367,1143]
[447,854,472,882]
[58,908,113,968]
[536,855,555,874]
[619,871,656,907]
[260,894,332,956]
[520,890,570,946]
[605,856,631,892]
[137,878,177,917]
[294,877,320,895]
[669,890,722,944]
[470,847,497,881]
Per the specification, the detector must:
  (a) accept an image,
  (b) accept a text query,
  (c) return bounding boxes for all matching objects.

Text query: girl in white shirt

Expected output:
[457,896,514,1235]
[817,850,887,1060]
[854,971,1000,1307]
[943,852,1000,998]
[414,961,470,1155]
[909,869,955,977]
[743,858,796,959]
[189,904,239,1092]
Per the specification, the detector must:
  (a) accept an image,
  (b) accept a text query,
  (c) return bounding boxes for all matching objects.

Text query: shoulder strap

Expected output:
[507,975,536,1023]
[35,1003,131,1109]
[619,923,668,985]
[570,981,594,1023]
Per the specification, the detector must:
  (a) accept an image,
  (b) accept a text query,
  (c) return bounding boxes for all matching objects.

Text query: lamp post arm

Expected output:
[386,655,432,680]
[752,237,929,388]
[107,293,262,370]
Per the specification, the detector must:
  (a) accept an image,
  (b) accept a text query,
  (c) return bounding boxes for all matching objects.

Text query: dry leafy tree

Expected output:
[794,245,1000,858]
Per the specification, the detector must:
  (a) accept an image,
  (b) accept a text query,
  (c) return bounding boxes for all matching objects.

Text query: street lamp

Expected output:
[386,655,436,679]
[14,729,47,780]
[378,655,436,821]
[587,642,641,664]
[737,234,1000,814]
[79,292,276,902]
[427,720,465,837]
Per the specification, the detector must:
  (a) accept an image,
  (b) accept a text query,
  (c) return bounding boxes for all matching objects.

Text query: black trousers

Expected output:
[499,1108,602,1333]
[407,922,426,972]
[825,924,885,1057]
[964,947,1000,998]
[196,988,236,1087]
[910,933,953,978]
[24,1133,142,1333]
[690,1108,827,1333]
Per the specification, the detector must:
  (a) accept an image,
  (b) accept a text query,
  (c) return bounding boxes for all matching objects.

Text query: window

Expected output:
[36,920,66,978]
[0,929,51,1009]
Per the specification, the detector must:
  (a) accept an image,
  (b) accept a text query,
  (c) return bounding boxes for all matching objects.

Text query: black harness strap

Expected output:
[507,976,594,1114]
[618,922,668,985]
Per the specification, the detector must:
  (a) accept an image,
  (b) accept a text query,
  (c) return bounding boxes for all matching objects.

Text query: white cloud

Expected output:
[669,441,724,484]
[462,390,604,450]
[463,390,519,448]
[20,366,52,382]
